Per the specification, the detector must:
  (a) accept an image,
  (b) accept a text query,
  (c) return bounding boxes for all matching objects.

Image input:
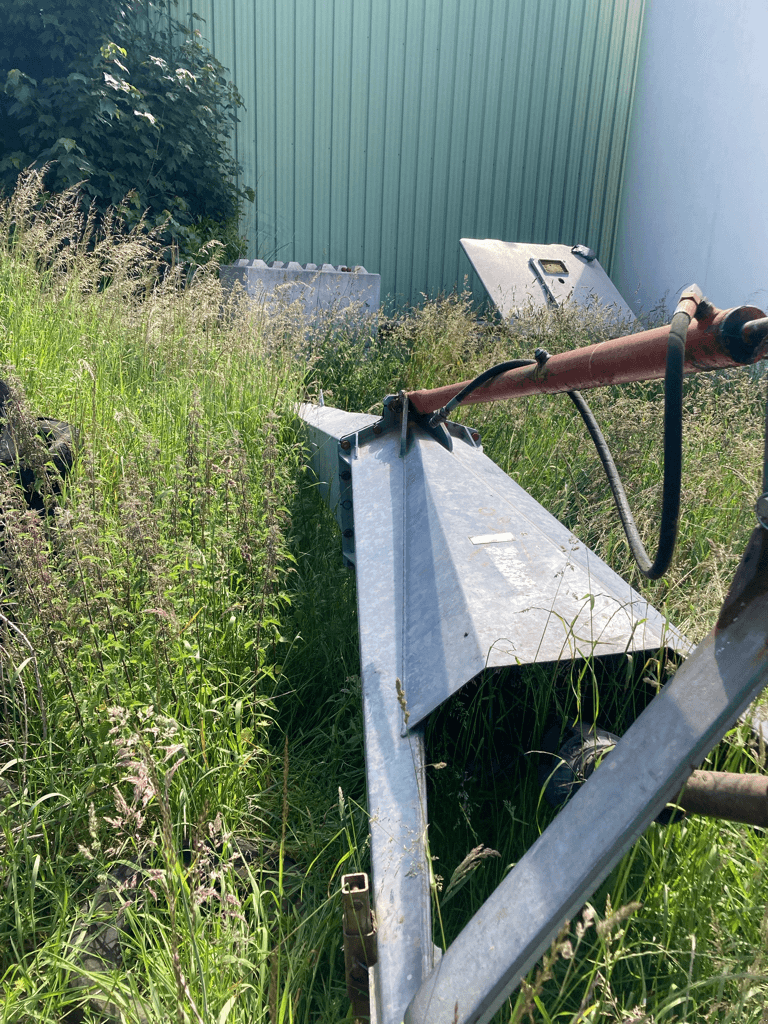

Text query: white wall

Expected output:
[612,0,768,316]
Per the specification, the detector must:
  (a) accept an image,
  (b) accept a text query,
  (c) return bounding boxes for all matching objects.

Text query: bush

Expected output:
[0,0,253,263]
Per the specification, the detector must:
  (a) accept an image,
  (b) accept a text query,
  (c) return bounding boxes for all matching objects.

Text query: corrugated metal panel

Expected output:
[180,0,644,305]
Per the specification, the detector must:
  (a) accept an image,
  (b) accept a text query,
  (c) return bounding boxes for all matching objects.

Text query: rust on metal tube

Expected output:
[678,770,768,827]
[407,304,767,416]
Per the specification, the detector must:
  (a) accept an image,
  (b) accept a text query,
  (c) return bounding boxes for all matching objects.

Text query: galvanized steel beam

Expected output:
[403,560,768,1023]
[299,401,691,1024]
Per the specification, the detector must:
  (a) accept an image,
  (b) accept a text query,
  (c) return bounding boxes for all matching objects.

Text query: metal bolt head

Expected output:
[471,431,481,443]
[757,492,768,529]
[340,438,351,451]
[373,423,382,435]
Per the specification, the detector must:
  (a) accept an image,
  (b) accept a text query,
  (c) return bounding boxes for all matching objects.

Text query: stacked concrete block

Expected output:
[220,260,380,332]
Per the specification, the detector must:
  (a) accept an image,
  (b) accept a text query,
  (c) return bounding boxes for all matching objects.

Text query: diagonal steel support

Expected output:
[404,566,768,1023]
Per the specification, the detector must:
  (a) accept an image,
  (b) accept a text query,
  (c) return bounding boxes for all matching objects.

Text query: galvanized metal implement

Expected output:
[298,280,768,1024]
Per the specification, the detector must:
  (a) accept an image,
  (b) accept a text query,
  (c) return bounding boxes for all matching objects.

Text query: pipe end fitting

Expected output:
[675,284,704,319]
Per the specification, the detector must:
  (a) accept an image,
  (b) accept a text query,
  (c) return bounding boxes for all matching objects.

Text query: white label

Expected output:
[469,532,516,545]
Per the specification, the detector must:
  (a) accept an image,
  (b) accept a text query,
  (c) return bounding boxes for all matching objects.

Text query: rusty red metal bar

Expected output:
[679,769,768,827]
[407,302,768,416]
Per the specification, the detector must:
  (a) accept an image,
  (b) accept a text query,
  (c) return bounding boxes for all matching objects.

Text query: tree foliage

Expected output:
[0,0,253,261]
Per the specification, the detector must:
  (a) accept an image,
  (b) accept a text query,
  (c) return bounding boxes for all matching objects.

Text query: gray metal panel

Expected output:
[460,239,634,322]
[183,0,645,305]
[405,581,768,1023]
[401,421,679,724]
[298,403,380,565]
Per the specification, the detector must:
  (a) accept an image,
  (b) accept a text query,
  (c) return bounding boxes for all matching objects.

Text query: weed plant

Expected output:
[0,169,766,1021]
[0,171,359,1022]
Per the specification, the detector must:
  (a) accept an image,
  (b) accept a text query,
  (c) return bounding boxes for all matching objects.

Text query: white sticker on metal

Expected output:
[469,532,516,545]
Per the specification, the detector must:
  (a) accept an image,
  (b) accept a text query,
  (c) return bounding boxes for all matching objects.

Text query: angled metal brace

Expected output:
[404,556,768,1023]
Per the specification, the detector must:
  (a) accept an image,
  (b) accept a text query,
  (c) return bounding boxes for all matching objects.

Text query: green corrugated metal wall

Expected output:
[179,0,645,306]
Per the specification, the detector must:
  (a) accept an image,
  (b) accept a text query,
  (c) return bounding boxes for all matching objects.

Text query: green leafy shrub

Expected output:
[0,0,252,263]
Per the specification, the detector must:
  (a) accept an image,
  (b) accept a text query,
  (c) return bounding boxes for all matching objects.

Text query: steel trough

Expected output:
[299,399,710,1023]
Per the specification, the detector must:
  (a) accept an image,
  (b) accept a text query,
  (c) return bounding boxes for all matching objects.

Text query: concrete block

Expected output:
[220,260,380,331]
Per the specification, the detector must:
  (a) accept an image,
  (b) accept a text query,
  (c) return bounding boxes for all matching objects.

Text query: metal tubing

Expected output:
[342,873,378,1020]
[404,544,768,1024]
[679,771,768,827]
[407,304,768,415]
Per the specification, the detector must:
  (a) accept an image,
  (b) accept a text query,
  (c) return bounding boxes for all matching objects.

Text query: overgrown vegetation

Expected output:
[1,0,252,262]
[0,171,766,1021]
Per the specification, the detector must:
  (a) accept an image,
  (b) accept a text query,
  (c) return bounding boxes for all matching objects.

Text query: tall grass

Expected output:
[0,171,355,1022]
[0,170,765,1022]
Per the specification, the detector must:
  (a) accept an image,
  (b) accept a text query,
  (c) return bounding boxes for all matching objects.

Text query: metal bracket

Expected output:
[328,398,480,567]
[528,255,558,305]
[399,392,410,458]
[383,391,458,455]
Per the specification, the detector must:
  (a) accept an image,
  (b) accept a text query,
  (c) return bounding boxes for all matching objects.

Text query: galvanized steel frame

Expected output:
[297,399,749,1024]
[404,579,768,1022]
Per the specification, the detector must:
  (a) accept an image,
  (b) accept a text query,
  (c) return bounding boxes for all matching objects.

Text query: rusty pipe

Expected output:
[408,302,768,415]
[679,770,768,827]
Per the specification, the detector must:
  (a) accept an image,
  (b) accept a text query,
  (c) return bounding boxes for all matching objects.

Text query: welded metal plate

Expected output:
[375,423,686,726]
[461,238,634,323]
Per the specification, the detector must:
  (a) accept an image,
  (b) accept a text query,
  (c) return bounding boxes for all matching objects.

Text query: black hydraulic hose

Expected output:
[567,308,690,579]
[426,310,691,578]
[428,359,536,426]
